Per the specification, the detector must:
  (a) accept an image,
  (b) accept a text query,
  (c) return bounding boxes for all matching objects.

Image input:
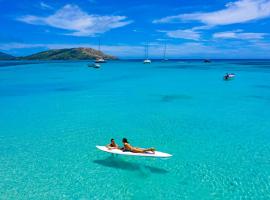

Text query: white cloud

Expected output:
[40,2,53,10]
[154,0,270,26]
[213,30,267,39]
[160,29,201,40]
[0,43,45,50]
[18,4,132,36]
[252,41,270,48]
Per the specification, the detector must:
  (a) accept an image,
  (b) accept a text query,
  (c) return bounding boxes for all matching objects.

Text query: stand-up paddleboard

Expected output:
[96,146,172,158]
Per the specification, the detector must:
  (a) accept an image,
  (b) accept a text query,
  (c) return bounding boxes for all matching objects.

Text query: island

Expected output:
[0,52,15,60]
[0,47,117,61]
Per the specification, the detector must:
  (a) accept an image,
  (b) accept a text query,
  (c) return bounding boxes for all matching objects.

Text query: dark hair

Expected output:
[122,138,128,143]
[111,138,114,142]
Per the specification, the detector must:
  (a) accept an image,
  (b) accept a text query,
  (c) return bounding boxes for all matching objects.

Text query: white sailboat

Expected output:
[95,58,106,63]
[162,42,168,61]
[95,38,106,63]
[88,39,105,68]
[143,43,151,64]
[144,59,151,64]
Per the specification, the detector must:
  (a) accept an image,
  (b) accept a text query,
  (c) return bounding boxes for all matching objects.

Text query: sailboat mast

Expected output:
[163,42,167,60]
[143,42,151,64]
[144,44,146,59]
[146,43,149,59]
[144,43,148,59]
[98,38,101,52]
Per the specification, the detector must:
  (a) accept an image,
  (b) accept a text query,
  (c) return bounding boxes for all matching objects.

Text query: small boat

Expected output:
[143,43,151,64]
[204,59,211,63]
[162,42,169,62]
[95,38,106,63]
[224,73,235,80]
[143,59,151,64]
[95,58,106,63]
[88,63,101,68]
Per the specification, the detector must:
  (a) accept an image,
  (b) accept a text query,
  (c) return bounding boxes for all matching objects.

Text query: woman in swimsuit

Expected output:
[122,138,155,153]
[106,138,119,149]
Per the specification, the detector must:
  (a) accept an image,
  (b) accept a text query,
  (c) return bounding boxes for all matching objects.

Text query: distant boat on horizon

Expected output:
[204,59,211,63]
[162,42,169,62]
[143,43,151,64]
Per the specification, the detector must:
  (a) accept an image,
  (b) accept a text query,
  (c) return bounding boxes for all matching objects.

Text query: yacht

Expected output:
[95,38,106,63]
[143,43,151,64]
[162,42,169,61]
[95,57,106,63]
[143,59,151,64]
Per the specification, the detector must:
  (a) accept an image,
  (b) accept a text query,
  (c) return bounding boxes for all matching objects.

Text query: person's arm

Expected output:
[121,143,128,151]
[110,144,118,149]
[106,144,112,149]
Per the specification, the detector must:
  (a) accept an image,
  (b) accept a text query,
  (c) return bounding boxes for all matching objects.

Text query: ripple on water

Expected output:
[156,94,192,102]
[93,156,168,175]
[254,85,270,89]
[245,95,270,101]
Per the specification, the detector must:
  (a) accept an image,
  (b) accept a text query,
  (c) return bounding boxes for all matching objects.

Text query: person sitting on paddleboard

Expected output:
[121,138,155,153]
[106,138,119,149]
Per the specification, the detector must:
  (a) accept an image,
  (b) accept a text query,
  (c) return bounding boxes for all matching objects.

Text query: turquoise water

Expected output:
[1,60,270,199]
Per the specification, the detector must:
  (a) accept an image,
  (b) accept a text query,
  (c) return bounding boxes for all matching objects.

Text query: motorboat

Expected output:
[224,73,235,80]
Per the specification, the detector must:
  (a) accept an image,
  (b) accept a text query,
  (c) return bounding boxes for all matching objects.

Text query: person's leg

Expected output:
[131,148,144,153]
[131,147,156,153]
[143,148,155,153]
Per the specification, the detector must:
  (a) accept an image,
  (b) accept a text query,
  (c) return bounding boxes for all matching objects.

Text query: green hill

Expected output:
[0,52,15,60]
[21,47,117,60]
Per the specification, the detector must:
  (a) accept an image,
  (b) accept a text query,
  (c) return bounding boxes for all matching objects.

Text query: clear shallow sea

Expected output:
[0,60,270,199]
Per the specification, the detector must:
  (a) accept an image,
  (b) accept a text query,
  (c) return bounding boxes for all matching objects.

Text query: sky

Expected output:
[0,0,270,58]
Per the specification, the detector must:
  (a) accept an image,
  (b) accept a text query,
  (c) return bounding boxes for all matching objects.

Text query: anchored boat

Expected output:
[143,43,151,64]
[224,73,235,80]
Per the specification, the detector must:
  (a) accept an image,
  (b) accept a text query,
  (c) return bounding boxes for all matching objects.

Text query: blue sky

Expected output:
[1,0,270,58]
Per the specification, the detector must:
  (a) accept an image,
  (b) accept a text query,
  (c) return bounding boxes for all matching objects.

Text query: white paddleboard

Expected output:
[96,146,172,158]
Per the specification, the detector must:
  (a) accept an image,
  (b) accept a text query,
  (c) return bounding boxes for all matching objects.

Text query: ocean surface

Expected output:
[0,60,270,199]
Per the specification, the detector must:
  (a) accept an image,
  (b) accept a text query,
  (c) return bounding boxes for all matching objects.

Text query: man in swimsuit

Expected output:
[122,138,155,153]
[106,138,119,150]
